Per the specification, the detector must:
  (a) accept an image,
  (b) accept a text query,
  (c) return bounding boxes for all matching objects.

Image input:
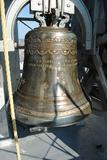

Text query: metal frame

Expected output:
[0,0,29,51]
[0,0,92,51]
[92,0,107,109]
[71,0,92,50]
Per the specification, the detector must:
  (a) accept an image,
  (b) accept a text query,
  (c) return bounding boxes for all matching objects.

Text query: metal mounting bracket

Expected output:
[0,0,92,51]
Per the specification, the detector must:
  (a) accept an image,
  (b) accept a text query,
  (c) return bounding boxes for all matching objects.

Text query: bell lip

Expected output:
[14,101,91,127]
[15,111,91,128]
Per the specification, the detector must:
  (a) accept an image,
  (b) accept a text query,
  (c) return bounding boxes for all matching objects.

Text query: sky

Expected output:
[18,4,39,39]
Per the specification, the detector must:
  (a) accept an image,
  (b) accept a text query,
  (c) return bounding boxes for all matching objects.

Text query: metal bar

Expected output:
[17,17,35,21]
[19,20,33,30]
[61,0,64,16]
[16,46,25,49]
[42,0,45,14]
[16,39,25,49]
[56,0,58,9]
[48,0,51,13]
[93,52,107,99]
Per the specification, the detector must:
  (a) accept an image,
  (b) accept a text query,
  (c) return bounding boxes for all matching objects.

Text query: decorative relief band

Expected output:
[26,37,77,44]
[16,103,90,117]
[26,49,77,56]
[16,91,72,104]
[25,37,77,56]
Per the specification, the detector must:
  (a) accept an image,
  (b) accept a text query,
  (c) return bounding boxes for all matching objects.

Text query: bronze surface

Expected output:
[14,27,91,127]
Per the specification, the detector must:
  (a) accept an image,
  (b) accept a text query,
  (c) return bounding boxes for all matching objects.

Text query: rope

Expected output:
[0,0,21,160]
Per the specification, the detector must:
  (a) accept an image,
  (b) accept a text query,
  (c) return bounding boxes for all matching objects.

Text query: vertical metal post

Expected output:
[56,0,58,9]
[42,0,45,14]
[48,0,51,13]
[61,0,64,16]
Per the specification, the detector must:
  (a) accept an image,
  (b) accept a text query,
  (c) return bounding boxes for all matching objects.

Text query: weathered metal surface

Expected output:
[14,27,91,127]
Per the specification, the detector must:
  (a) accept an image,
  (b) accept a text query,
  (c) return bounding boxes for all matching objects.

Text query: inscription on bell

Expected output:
[28,58,77,69]
[14,27,91,127]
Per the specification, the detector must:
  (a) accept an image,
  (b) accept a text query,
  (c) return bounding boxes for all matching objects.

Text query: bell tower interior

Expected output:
[0,0,107,159]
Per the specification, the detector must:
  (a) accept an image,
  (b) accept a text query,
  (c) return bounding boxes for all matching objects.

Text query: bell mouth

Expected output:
[14,25,91,128]
[15,103,91,128]
[16,114,89,128]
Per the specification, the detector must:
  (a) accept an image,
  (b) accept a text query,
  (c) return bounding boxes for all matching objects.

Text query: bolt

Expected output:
[38,3,41,6]
[96,144,105,153]
[67,4,70,7]
[96,144,102,149]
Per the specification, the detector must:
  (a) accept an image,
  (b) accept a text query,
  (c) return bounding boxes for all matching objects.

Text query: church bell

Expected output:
[14,11,91,127]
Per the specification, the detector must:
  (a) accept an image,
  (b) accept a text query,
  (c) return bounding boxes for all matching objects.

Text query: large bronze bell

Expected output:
[14,27,91,127]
